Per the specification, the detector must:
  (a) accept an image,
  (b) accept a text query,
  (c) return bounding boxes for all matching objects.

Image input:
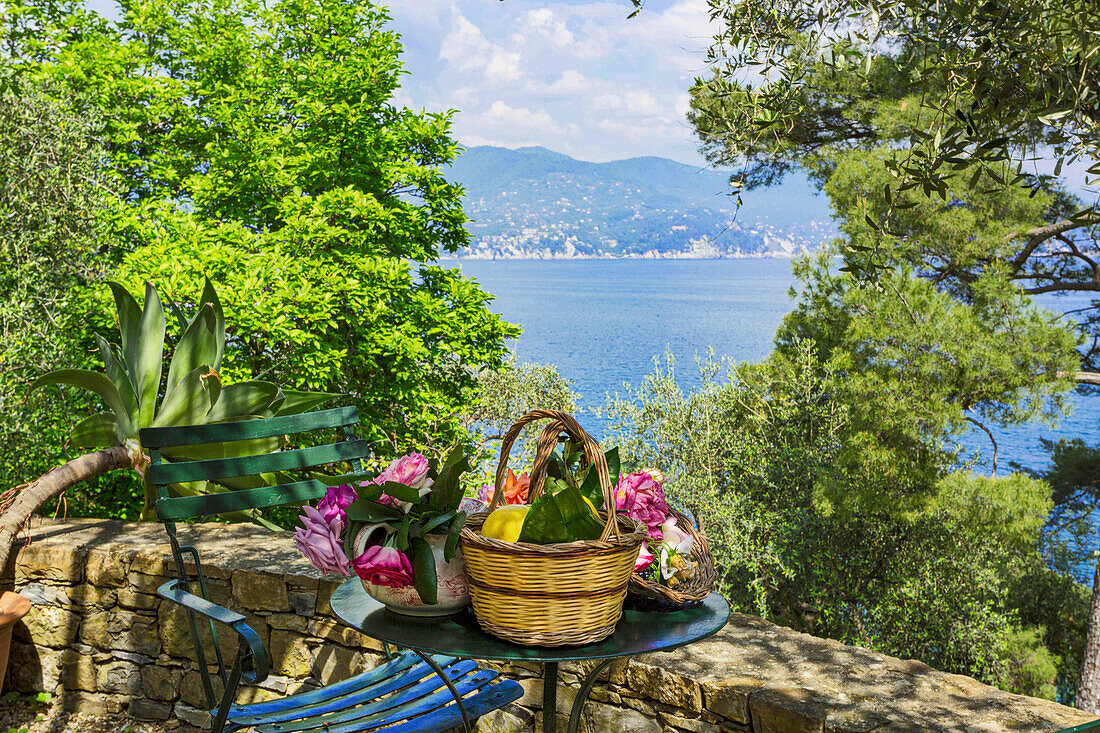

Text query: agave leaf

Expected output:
[199,277,226,371]
[107,281,141,375]
[271,389,341,416]
[167,481,282,528]
[94,334,139,420]
[70,413,123,447]
[165,304,218,393]
[152,366,221,427]
[205,381,279,423]
[164,292,189,332]
[31,369,135,437]
[214,472,280,491]
[134,282,165,427]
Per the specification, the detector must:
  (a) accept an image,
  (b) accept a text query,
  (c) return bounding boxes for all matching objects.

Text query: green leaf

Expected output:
[166,304,218,393]
[407,537,437,605]
[421,509,456,535]
[271,389,341,416]
[199,277,226,370]
[94,334,139,420]
[517,484,603,544]
[205,381,279,422]
[70,413,123,447]
[151,366,221,427]
[31,369,135,437]
[444,512,465,561]
[164,293,190,333]
[380,481,422,504]
[430,445,471,511]
[395,514,412,550]
[107,281,141,370]
[134,282,166,426]
[345,499,403,522]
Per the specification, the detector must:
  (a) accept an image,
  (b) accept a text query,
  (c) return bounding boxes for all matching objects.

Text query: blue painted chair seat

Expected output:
[219,651,521,732]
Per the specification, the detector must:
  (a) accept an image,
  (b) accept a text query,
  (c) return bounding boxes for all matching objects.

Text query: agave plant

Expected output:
[0,278,336,567]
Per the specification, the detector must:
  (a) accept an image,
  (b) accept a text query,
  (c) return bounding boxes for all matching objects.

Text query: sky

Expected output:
[384,0,717,165]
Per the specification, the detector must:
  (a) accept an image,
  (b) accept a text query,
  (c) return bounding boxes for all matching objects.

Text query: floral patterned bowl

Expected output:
[356,531,470,617]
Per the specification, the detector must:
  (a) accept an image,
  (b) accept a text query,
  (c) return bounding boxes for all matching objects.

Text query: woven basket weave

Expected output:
[460,410,646,646]
[628,505,717,605]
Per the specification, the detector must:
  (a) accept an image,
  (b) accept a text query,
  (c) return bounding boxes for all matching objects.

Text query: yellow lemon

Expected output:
[481,505,531,543]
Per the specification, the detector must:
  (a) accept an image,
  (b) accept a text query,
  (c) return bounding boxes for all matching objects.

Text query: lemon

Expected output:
[480,505,531,543]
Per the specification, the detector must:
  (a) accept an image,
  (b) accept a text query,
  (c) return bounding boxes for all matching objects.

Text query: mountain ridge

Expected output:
[446,144,834,259]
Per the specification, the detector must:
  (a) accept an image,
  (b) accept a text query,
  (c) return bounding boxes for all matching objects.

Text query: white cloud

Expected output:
[527,70,590,96]
[524,8,575,48]
[483,101,560,134]
[439,13,522,82]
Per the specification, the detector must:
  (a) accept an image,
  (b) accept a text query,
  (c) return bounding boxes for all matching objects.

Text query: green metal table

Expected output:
[330,578,730,733]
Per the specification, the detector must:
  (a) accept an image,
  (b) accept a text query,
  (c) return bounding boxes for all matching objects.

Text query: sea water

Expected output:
[453,258,1098,477]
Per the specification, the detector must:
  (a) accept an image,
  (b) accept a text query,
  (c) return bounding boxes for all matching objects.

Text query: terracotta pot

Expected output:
[0,592,31,692]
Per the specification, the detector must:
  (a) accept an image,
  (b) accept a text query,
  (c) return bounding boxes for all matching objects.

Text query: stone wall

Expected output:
[1,518,1095,733]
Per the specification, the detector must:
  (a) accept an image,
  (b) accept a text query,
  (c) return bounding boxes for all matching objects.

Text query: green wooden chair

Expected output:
[139,406,522,733]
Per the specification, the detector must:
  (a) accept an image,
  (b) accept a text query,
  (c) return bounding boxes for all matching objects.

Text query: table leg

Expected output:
[565,659,614,733]
[543,661,559,733]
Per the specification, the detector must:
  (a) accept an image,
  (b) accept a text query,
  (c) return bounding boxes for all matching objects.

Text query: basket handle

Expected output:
[491,409,621,543]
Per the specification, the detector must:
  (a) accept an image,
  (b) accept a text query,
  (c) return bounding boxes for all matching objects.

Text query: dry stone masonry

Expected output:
[1,518,1094,733]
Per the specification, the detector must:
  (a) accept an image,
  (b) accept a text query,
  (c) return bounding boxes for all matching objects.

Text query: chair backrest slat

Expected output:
[147,439,371,485]
[139,406,359,449]
[155,479,331,520]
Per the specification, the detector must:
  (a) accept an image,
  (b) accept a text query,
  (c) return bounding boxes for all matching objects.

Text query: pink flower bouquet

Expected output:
[613,468,699,588]
[295,447,473,608]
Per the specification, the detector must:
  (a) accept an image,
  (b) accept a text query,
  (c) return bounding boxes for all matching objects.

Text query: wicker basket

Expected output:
[460,410,646,646]
[628,505,717,605]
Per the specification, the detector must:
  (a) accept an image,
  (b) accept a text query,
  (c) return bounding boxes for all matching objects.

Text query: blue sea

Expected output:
[452,257,1099,482]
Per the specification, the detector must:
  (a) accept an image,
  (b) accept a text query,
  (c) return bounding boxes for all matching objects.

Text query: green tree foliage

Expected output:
[604,347,1082,697]
[0,71,145,517]
[5,0,518,456]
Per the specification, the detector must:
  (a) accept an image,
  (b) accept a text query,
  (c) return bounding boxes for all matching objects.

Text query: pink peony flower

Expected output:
[378,453,432,489]
[353,545,415,588]
[634,542,655,573]
[325,484,358,511]
[372,453,433,513]
[295,504,351,576]
[615,471,671,541]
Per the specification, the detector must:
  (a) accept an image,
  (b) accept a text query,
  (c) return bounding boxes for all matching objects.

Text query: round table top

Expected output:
[329,578,730,663]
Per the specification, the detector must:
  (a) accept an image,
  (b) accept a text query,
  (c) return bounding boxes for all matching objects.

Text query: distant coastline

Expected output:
[453,248,816,261]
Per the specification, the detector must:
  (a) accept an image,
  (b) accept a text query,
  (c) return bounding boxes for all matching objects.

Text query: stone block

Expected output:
[116,587,162,610]
[85,549,132,587]
[16,603,80,647]
[72,583,117,607]
[16,543,84,583]
[311,644,376,682]
[627,661,703,713]
[749,687,829,733]
[270,629,312,678]
[233,569,290,612]
[143,664,184,701]
[582,700,662,733]
[159,602,235,662]
[131,697,174,721]
[180,669,213,709]
[175,702,214,728]
[7,640,63,692]
[130,551,172,576]
[79,608,161,656]
[659,712,720,733]
[268,612,310,633]
[128,571,170,593]
[16,582,71,607]
[702,676,765,724]
[61,648,97,692]
[308,618,384,651]
[96,660,142,695]
[476,703,535,733]
[57,690,122,714]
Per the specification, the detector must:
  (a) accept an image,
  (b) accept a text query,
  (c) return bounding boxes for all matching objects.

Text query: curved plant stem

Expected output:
[0,444,139,570]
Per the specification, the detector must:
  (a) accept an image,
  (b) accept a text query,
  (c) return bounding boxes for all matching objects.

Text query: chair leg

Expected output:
[210,652,246,733]
[412,649,472,733]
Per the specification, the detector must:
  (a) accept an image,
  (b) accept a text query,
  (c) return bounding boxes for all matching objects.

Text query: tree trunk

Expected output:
[1078,554,1100,712]
[0,444,139,571]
